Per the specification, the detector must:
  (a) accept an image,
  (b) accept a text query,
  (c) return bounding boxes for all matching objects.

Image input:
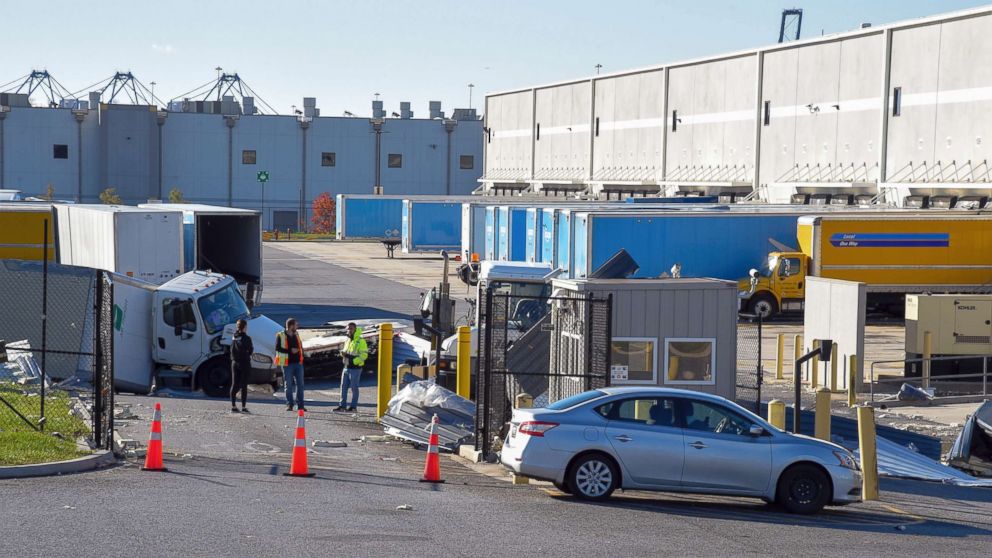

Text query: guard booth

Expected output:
[550,278,739,402]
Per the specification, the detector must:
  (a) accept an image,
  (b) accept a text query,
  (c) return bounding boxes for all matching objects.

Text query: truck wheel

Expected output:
[749,293,778,319]
[198,358,231,398]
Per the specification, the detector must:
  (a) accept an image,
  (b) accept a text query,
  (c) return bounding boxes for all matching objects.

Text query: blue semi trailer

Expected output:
[401,199,463,253]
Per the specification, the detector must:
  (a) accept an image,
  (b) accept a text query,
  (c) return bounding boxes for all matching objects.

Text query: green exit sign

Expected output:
[257,170,270,183]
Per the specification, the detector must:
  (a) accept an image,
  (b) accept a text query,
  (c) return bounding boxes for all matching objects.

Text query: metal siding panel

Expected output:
[886,24,941,180]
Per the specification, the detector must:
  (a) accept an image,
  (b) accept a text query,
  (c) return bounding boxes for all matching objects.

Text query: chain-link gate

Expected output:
[0,258,115,453]
[475,288,612,459]
[735,313,762,414]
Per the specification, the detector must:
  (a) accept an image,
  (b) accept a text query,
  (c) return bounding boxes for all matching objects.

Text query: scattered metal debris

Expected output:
[396,505,413,511]
[312,440,347,448]
[947,401,992,478]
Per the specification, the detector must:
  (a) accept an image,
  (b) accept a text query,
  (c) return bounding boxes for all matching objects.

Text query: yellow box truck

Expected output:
[0,204,56,260]
[739,214,992,318]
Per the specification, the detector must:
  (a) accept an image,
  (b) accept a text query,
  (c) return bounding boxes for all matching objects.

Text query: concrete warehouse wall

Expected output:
[803,277,867,390]
[481,6,992,205]
[0,103,483,230]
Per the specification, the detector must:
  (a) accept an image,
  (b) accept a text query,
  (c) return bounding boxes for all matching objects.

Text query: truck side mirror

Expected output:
[749,268,759,279]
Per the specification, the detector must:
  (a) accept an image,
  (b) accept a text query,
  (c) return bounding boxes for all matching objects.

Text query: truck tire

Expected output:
[198,358,231,398]
[749,293,778,319]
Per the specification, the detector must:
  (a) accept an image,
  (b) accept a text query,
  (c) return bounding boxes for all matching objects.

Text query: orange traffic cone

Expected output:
[142,402,167,471]
[420,414,444,483]
[284,410,315,477]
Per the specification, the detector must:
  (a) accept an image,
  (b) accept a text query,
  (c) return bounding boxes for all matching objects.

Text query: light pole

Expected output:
[595,64,602,75]
[468,83,475,110]
[150,81,156,105]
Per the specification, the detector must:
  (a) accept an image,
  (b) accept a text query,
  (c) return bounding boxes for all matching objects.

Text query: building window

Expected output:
[388,153,402,168]
[242,150,256,164]
[664,338,716,385]
[611,338,657,384]
[53,144,69,159]
[892,87,902,117]
[321,152,336,167]
[763,101,771,126]
[459,155,474,170]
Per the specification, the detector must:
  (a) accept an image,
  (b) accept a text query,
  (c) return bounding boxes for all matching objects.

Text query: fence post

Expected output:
[512,394,533,485]
[776,333,785,380]
[376,323,393,420]
[815,388,831,441]
[922,331,932,391]
[848,354,857,407]
[793,334,802,380]
[456,326,471,400]
[811,340,820,389]
[830,342,839,392]
[857,405,880,501]
[40,219,49,431]
[768,399,786,429]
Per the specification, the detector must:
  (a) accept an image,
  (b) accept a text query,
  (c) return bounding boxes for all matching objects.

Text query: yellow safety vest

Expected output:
[275,331,303,367]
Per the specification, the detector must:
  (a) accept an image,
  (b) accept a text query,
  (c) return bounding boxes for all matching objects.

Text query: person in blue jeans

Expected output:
[335,323,368,412]
[275,318,306,411]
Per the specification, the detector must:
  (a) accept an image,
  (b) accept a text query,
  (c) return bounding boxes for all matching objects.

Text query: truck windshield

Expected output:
[197,283,251,334]
[760,255,778,277]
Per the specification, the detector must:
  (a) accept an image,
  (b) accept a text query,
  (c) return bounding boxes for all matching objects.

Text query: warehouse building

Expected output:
[0,90,483,229]
[481,5,992,208]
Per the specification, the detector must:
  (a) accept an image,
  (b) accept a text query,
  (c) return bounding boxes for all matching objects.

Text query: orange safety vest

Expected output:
[274,331,303,366]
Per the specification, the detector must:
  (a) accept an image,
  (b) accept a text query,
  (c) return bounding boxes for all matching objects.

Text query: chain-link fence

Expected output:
[475,288,612,458]
[735,313,763,414]
[0,259,114,451]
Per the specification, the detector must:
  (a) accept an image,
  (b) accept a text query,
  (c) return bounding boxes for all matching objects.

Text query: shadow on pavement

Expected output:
[254,302,413,327]
[545,491,992,537]
[880,478,992,503]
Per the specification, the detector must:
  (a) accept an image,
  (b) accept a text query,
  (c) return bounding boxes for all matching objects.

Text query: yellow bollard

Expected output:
[376,323,394,420]
[776,334,785,380]
[456,326,471,400]
[793,334,803,378]
[922,331,932,391]
[811,340,820,388]
[512,393,533,485]
[814,388,831,441]
[830,342,839,392]
[848,355,857,407]
[857,405,880,501]
[768,399,786,430]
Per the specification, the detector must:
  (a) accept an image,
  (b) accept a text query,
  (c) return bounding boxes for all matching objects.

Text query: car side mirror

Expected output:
[749,425,765,437]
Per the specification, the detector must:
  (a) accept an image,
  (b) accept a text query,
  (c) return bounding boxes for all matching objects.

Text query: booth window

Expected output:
[610,338,657,384]
[664,338,715,385]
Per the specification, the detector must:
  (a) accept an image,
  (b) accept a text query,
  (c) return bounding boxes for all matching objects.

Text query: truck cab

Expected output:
[148,272,282,396]
[738,251,809,318]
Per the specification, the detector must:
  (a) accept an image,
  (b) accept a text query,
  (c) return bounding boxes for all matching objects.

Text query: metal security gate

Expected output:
[735,313,763,414]
[475,288,612,459]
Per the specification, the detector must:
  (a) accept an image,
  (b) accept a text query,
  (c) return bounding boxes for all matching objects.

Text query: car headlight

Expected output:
[251,353,273,365]
[833,450,859,470]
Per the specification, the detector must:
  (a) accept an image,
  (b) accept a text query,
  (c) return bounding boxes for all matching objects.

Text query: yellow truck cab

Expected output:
[738,251,808,318]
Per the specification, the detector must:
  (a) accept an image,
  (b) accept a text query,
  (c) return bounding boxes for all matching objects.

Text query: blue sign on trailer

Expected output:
[401,200,463,253]
[571,212,799,280]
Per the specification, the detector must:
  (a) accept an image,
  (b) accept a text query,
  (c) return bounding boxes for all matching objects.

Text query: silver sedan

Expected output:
[500,387,862,514]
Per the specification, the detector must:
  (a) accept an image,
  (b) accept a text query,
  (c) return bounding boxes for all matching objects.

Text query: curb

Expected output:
[0,450,116,479]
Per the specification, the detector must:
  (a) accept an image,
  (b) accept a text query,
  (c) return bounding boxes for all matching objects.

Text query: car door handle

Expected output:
[614,435,633,443]
[689,441,707,450]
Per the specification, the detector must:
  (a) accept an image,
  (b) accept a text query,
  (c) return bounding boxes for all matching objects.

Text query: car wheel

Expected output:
[199,359,231,398]
[749,293,778,319]
[553,481,572,495]
[568,454,617,501]
[777,464,831,514]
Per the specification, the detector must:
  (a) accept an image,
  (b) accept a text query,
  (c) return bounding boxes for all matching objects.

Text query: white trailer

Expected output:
[139,203,263,305]
[55,205,183,284]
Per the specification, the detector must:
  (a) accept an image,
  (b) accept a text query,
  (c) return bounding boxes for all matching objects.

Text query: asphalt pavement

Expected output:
[3,244,992,557]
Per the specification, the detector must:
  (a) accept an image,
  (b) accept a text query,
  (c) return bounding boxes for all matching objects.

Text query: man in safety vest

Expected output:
[275,318,306,411]
[334,322,368,412]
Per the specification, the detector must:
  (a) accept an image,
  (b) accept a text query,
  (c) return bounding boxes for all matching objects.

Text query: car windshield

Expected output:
[545,390,606,411]
[197,283,250,334]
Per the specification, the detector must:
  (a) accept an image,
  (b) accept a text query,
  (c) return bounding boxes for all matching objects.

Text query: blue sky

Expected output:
[1,0,987,116]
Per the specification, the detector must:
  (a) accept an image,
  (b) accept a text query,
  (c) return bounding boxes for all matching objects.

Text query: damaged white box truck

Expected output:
[113,270,283,396]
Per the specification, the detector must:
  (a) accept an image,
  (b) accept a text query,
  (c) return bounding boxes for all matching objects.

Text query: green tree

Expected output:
[99,187,122,205]
[168,187,186,203]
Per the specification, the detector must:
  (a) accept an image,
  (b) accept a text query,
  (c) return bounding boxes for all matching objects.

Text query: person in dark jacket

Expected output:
[230,318,254,413]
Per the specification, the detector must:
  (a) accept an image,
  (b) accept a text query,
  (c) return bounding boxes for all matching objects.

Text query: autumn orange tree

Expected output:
[310,192,336,234]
